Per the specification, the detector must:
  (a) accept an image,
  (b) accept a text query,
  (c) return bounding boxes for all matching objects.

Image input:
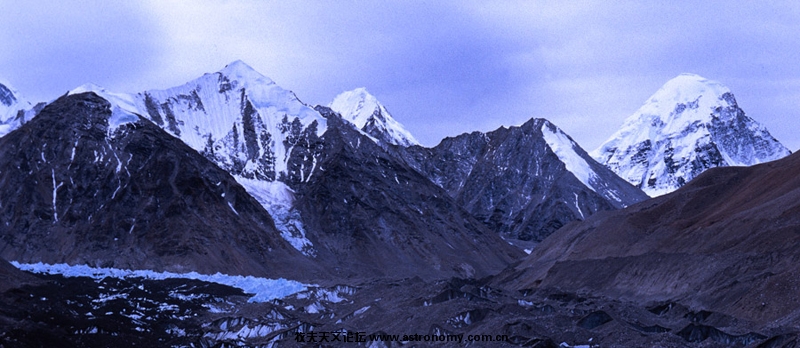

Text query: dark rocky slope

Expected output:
[399,118,648,243]
[0,257,39,292]
[294,108,523,281]
[497,149,800,337]
[0,93,324,280]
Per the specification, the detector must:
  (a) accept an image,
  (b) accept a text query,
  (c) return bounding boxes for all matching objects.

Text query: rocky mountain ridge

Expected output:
[0,92,325,281]
[399,118,648,243]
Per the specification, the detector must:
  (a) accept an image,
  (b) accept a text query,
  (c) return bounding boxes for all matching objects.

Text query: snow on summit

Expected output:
[131,60,326,181]
[59,61,328,256]
[0,80,36,137]
[125,61,328,255]
[329,88,419,146]
[592,73,790,197]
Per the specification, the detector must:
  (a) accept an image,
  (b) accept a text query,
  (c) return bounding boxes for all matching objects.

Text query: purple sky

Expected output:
[1,1,798,151]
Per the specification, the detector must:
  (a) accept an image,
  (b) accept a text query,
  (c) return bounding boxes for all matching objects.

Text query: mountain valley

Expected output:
[0,65,796,347]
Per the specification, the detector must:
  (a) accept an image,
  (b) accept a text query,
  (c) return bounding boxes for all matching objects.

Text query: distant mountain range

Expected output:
[0,63,796,347]
[0,65,790,274]
[0,62,523,282]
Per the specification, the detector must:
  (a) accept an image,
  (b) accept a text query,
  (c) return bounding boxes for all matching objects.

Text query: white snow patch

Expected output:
[227,201,239,215]
[70,83,139,113]
[11,261,309,303]
[235,177,316,257]
[559,343,591,348]
[305,302,323,314]
[107,105,139,136]
[51,169,63,222]
[354,305,370,316]
[541,122,599,192]
[573,193,584,219]
[205,322,286,340]
[70,140,79,162]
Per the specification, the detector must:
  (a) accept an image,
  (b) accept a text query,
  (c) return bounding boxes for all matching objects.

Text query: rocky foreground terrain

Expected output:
[2,259,794,347]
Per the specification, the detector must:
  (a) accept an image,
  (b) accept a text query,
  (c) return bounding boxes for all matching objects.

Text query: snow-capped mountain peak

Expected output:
[636,73,731,132]
[69,83,140,115]
[329,88,419,146]
[130,61,326,179]
[52,62,328,258]
[592,73,790,197]
[0,81,20,107]
[219,60,276,88]
[0,80,36,137]
[126,61,327,255]
[647,73,729,105]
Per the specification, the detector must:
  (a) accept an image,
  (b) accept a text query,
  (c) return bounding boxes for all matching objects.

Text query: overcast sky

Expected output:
[1,1,798,151]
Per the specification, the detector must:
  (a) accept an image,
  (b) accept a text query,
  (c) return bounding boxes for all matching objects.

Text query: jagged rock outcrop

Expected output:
[400,118,648,242]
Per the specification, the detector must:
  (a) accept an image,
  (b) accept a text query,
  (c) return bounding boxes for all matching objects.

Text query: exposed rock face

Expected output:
[400,118,648,242]
[593,73,790,196]
[294,107,523,280]
[127,60,327,183]
[0,92,323,280]
[501,150,800,332]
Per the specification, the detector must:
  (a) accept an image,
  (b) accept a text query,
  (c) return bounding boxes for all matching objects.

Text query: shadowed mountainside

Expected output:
[498,150,800,333]
[0,93,325,281]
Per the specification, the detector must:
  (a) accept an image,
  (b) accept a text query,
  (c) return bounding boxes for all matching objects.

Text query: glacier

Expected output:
[11,261,309,303]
